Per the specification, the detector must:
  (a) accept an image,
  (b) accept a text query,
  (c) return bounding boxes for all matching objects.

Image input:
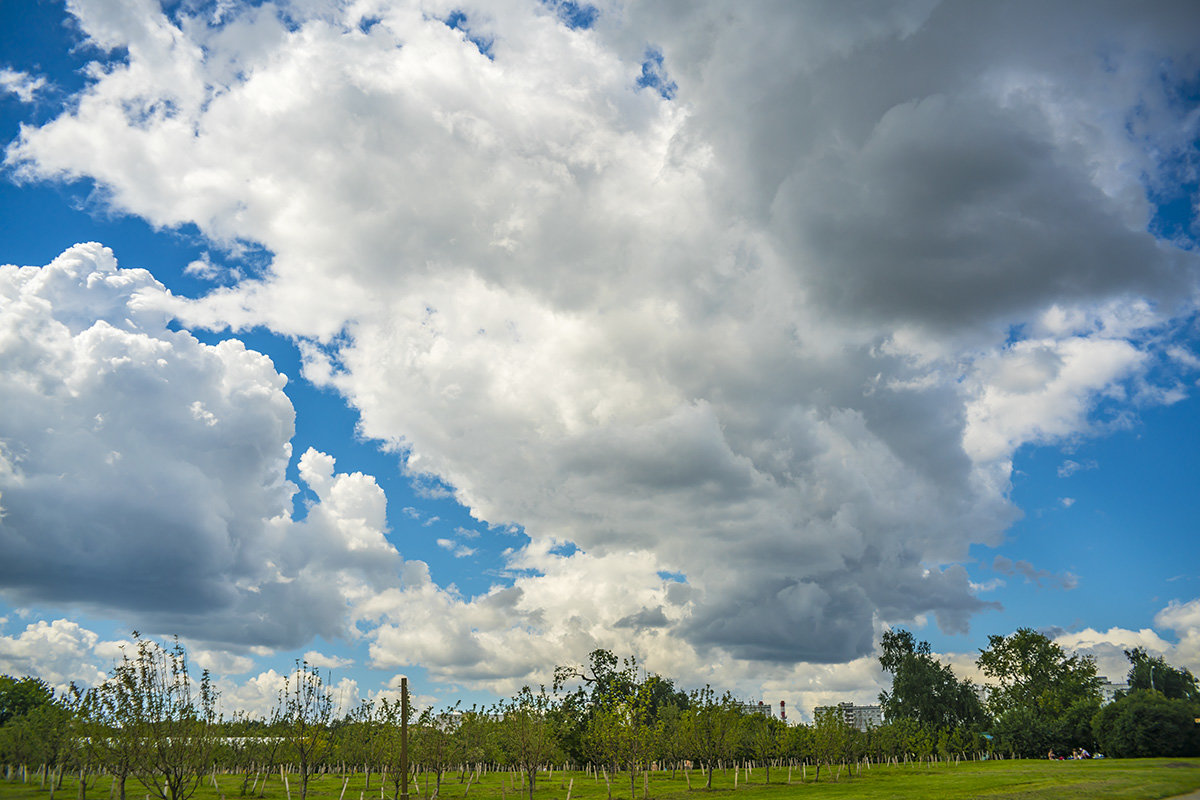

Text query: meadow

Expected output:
[4,759,1200,800]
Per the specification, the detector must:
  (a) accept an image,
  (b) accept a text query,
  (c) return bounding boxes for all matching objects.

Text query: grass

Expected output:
[3,760,1200,800]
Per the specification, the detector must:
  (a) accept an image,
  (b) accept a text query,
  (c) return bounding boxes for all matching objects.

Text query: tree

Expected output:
[553,649,685,770]
[1092,690,1200,757]
[878,629,986,730]
[809,707,849,782]
[741,713,784,783]
[412,708,458,798]
[654,703,685,778]
[680,687,738,789]
[373,696,413,800]
[276,661,334,800]
[977,628,1099,756]
[339,699,387,790]
[0,675,55,726]
[455,707,498,777]
[501,687,559,800]
[1124,648,1200,701]
[109,635,218,800]
[83,676,140,800]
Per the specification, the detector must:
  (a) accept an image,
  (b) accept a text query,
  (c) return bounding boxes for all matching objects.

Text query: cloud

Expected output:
[5,0,1200,690]
[0,244,404,649]
[992,555,1078,590]
[1051,601,1200,684]
[0,68,46,103]
[303,650,355,670]
[1156,598,1200,667]
[0,619,111,690]
[1057,459,1098,478]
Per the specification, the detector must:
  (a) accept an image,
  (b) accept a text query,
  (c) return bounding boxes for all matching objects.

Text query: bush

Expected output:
[1092,691,1200,758]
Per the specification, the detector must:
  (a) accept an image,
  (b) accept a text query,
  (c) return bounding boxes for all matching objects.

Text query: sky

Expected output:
[1,0,1199,722]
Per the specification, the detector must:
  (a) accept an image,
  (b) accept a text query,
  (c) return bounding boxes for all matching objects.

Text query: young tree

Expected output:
[276,661,334,800]
[83,677,140,800]
[741,713,783,783]
[654,703,685,778]
[374,696,413,800]
[501,687,559,800]
[455,708,497,777]
[110,635,218,800]
[412,708,458,798]
[681,687,738,789]
[809,707,848,782]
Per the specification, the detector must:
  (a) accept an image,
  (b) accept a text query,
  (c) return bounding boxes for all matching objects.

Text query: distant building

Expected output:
[813,702,882,732]
[737,701,775,718]
[1098,676,1128,705]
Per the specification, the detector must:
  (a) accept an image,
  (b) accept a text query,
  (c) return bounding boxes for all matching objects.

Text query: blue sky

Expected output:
[1,0,1199,719]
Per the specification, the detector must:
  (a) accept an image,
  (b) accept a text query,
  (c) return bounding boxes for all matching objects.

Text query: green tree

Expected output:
[809,707,848,782]
[653,703,685,778]
[501,687,559,800]
[1124,648,1200,701]
[276,661,333,800]
[553,649,685,769]
[412,708,458,798]
[81,677,140,800]
[680,687,738,789]
[0,676,55,726]
[374,696,414,800]
[110,635,218,800]
[740,713,783,783]
[977,628,1099,757]
[340,699,387,790]
[1092,690,1200,757]
[878,628,986,730]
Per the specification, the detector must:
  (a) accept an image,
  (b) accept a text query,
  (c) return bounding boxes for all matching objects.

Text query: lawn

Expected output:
[4,760,1200,800]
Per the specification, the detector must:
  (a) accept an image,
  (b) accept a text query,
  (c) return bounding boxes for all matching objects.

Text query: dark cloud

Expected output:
[993,555,1078,590]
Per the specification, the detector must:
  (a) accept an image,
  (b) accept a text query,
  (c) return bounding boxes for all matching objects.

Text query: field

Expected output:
[4,760,1200,800]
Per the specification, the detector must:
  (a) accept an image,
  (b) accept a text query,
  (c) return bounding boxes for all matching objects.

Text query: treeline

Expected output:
[879,627,1200,760]
[1,629,1198,800]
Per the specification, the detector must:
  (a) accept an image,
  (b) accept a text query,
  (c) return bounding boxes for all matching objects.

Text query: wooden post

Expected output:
[401,677,409,800]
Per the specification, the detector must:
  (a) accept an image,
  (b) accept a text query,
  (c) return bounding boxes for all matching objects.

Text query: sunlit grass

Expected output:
[4,760,1199,800]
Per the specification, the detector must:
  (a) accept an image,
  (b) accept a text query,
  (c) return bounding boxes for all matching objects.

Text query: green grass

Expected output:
[4,760,1199,800]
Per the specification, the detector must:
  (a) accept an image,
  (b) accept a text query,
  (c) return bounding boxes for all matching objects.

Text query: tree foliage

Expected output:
[977,628,1100,757]
[276,661,333,800]
[0,676,55,727]
[680,686,737,789]
[501,687,558,800]
[1124,647,1200,702]
[878,628,986,730]
[108,634,218,800]
[1092,690,1200,757]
